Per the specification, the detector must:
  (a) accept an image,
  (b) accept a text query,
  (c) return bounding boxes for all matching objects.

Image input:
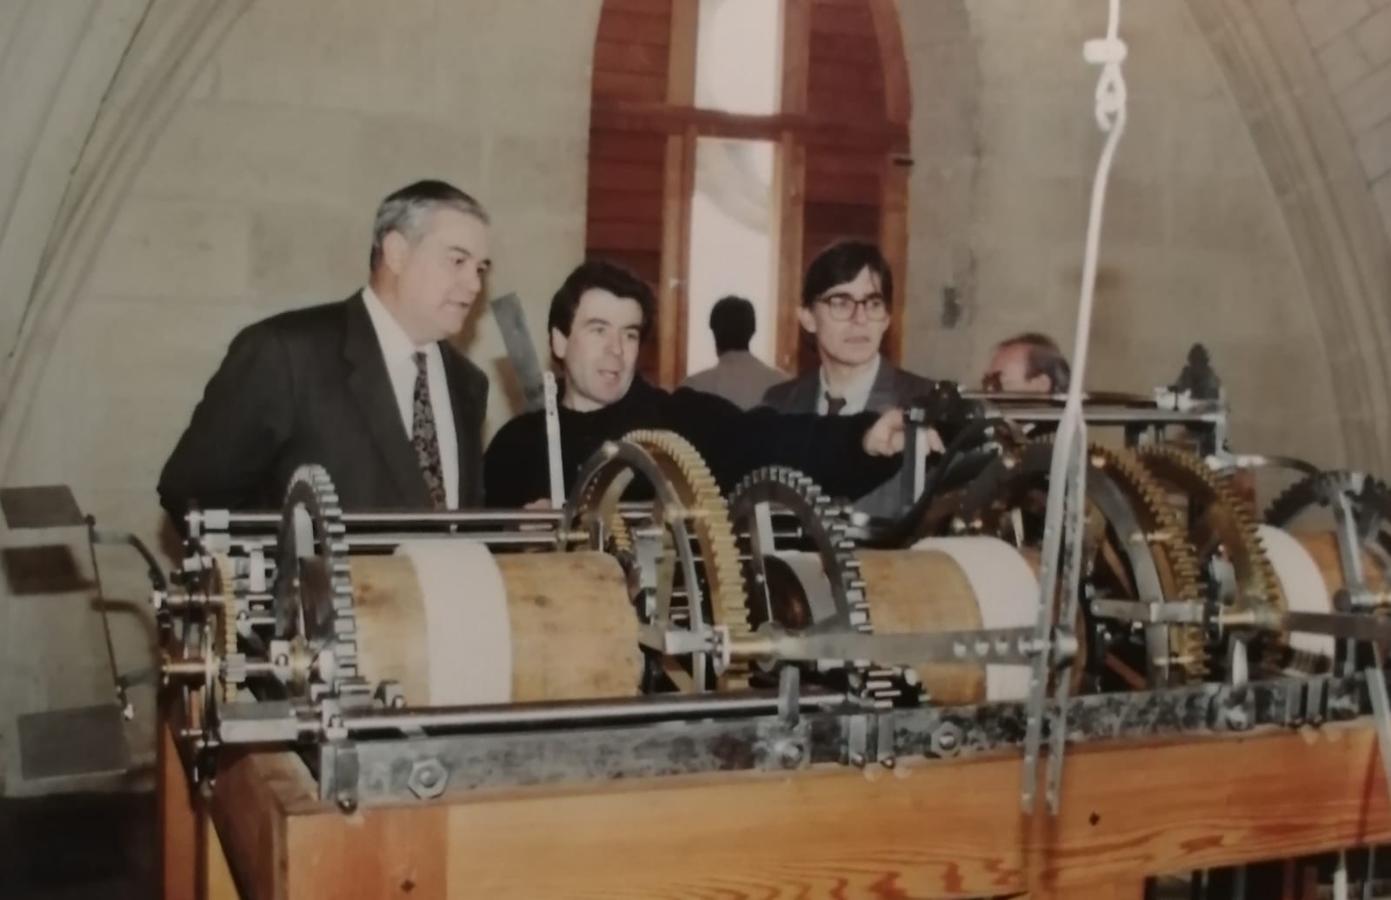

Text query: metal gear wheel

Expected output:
[728,466,870,633]
[567,430,749,690]
[272,465,359,698]
[728,466,910,706]
[1136,445,1285,675]
[947,439,1207,684]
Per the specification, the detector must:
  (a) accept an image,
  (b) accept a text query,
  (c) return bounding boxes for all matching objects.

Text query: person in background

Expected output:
[761,240,933,518]
[681,295,788,410]
[981,332,1071,394]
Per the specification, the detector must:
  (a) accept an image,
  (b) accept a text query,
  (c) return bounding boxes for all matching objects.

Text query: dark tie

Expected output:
[411,352,447,509]
[825,392,847,416]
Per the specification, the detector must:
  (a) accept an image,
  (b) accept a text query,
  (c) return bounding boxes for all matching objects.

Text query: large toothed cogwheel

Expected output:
[1136,446,1285,674]
[272,465,359,698]
[949,439,1207,684]
[567,430,749,689]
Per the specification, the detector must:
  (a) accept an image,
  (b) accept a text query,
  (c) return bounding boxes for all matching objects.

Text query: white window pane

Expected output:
[686,138,779,375]
[694,0,782,116]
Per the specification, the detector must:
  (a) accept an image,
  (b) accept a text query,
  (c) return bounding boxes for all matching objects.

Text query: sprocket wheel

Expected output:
[567,430,748,691]
[272,465,358,699]
[948,439,1207,684]
[1136,446,1285,675]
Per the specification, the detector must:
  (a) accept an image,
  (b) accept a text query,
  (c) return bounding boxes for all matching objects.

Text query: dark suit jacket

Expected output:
[158,293,488,524]
[760,358,934,518]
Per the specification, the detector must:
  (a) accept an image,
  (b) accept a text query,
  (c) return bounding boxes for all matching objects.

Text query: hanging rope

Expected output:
[1025,0,1129,815]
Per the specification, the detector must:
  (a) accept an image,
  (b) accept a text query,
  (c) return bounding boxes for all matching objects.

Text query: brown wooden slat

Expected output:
[601,0,672,16]
[588,219,664,252]
[587,160,665,192]
[586,191,664,225]
[588,129,667,164]
[808,58,886,93]
[806,148,884,178]
[590,100,907,152]
[586,248,662,281]
[592,69,666,103]
[809,0,877,38]
[806,93,887,122]
[803,171,881,204]
[809,31,880,66]
[595,8,672,46]
[804,200,882,236]
[593,39,669,77]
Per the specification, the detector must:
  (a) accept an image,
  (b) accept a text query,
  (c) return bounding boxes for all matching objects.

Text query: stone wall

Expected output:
[1304,0,1391,240]
[900,0,1347,463]
[0,0,602,792]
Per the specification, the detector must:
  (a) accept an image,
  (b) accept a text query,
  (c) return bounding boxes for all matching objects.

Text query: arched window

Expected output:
[586,0,911,384]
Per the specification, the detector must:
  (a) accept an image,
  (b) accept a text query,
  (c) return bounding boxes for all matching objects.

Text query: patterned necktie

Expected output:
[411,351,447,509]
[825,392,847,416]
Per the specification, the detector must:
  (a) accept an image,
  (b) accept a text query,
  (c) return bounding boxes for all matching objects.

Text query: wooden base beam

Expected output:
[164,721,1391,899]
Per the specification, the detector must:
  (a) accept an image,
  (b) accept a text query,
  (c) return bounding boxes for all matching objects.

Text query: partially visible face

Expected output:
[382,207,490,344]
[797,266,890,369]
[551,288,644,411]
[983,343,1051,393]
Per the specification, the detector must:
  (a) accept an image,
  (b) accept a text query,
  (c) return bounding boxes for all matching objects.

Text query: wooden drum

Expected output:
[348,542,643,706]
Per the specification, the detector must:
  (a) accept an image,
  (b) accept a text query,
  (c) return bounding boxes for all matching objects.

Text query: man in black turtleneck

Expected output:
[483,260,908,508]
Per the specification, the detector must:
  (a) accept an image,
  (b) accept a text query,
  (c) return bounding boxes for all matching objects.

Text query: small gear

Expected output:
[272,465,358,698]
[212,553,239,703]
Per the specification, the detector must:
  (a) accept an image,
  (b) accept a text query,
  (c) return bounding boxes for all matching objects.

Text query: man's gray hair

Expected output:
[998,331,1071,393]
[369,179,489,271]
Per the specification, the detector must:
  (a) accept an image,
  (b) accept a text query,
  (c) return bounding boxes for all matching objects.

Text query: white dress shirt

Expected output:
[361,286,460,507]
[816,355,882,415]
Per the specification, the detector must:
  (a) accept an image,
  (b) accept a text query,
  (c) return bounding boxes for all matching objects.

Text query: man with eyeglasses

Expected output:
[484,260,910,509]
[761,240,934,518]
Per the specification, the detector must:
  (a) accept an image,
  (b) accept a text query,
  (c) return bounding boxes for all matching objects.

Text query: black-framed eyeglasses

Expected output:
[982,371,1004,392]
[815,292,888,322]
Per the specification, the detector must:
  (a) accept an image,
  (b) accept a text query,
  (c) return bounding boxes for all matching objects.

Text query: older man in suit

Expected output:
[761,240,933,519]
[158,179,490,525]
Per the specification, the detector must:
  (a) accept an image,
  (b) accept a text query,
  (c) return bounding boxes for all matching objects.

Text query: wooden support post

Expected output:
[160,721,238,900]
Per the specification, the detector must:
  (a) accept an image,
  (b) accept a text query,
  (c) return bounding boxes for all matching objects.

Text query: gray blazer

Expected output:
[761,358,934,518]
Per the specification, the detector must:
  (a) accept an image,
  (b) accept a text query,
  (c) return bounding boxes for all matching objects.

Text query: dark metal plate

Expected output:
[17,704,129,780]
[0,486,85,530]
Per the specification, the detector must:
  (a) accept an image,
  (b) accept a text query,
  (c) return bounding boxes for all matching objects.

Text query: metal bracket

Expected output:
[320,739,360,812]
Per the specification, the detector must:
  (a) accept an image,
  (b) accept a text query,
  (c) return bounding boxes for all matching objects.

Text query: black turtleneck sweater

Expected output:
[483,378,901,508]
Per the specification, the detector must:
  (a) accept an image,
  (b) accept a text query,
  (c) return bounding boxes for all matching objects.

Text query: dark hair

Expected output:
[802,240,893,309]
[547,260,656,341]
[998,332,1072,392]
[709,295,756,354]
[369,179,489,271]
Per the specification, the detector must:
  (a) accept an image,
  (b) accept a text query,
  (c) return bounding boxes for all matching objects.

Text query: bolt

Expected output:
[776,740,804,769]
[407,758,449,800]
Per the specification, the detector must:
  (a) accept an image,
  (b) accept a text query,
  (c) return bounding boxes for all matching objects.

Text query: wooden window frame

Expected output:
[590,0,911,385]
